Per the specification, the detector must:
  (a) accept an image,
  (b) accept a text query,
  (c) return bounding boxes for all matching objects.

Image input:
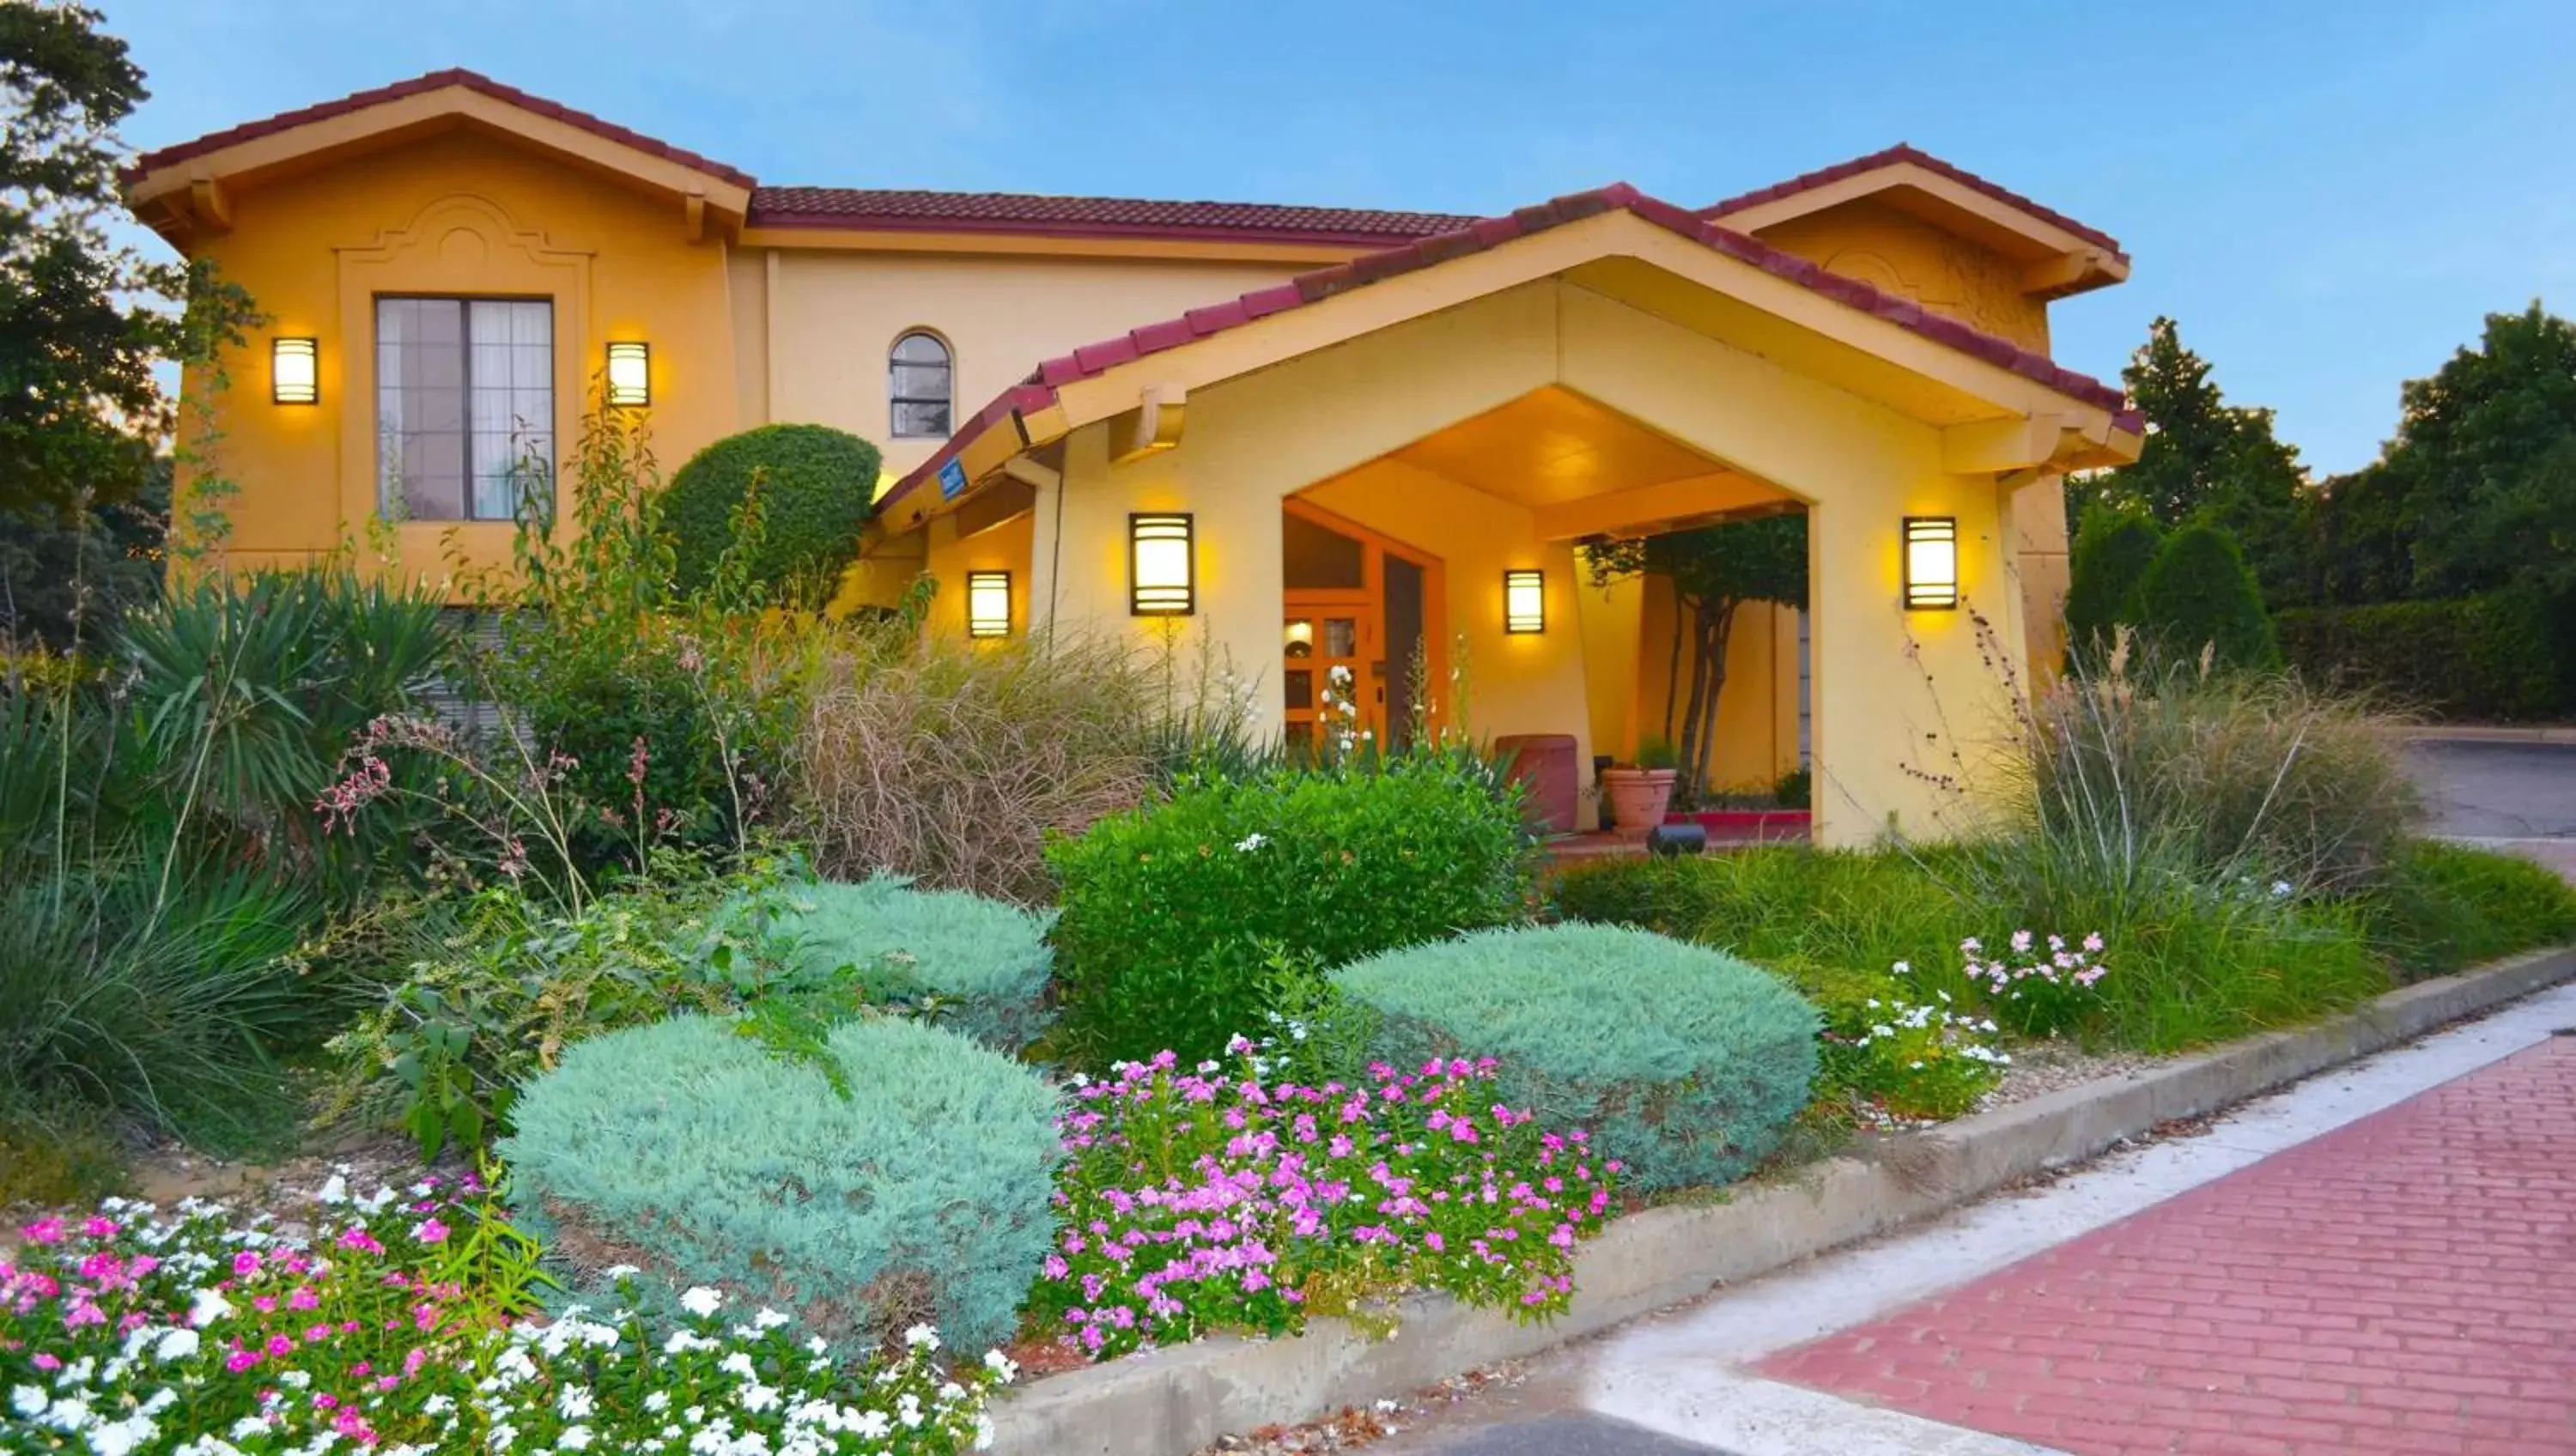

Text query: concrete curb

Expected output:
[2406,725,2576,745]
[990,944,2576,1455]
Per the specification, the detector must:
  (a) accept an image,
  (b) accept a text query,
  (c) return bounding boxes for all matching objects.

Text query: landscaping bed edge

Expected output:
[988,943,2576,1456]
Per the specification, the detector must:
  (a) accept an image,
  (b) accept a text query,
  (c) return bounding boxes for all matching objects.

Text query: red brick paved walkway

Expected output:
[1760,1038,2576,1455]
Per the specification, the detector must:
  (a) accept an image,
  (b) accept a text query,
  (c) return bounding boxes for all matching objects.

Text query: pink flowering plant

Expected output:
[3,1178,1005,1454]
[1952,930,2111,1037]
[1031,1042,1616,1361]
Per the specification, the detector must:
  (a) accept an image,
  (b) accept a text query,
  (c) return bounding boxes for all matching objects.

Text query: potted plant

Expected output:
[1600,741,1681,840]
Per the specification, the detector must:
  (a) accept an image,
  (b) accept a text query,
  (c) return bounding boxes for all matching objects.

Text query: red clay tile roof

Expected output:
[131,68,756,189]
[1703,143,2127,262]
[887,184,2140,511]
[747,188,1480,246]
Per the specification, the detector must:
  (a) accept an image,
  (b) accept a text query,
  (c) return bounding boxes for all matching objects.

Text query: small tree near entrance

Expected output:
[1586,512,1807,801]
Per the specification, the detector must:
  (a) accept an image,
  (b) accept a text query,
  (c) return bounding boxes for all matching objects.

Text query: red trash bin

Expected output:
[1492,733,1579,834]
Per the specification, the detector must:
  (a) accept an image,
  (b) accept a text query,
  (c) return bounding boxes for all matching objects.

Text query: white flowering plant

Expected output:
[3,1182,1007,1455]
[1816,985,2008,1121]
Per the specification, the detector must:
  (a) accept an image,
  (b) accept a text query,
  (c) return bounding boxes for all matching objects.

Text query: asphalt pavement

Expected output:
[2406,737,2576,840]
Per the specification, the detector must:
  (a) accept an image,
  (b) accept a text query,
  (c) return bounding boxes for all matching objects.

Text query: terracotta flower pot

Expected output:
[1600,767,1679,840]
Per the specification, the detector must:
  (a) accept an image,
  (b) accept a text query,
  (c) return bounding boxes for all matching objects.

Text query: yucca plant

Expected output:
[115,568,458,895]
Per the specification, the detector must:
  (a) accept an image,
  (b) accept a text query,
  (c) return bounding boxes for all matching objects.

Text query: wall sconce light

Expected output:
[605,342,651,408]
[271,337,319,405]
[1129,513,1195,616]
[1504,568,1546,634]
[1903,516,1959,610]
[965,570,1012,639]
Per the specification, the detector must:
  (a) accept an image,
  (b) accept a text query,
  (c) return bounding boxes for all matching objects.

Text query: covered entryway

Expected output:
[872,186,2142,846]
[1280,502,1443,755]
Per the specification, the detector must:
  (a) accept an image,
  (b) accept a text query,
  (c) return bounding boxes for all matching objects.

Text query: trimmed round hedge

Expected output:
[663,424,883,597]
[1329,923,1820,1192]
[762,874,1056,1054]
[501,1014,1060,1353]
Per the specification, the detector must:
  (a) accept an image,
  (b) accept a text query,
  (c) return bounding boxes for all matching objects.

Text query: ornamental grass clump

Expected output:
[1331,924,1819,1192]
[1033,1046,1614,1360]
[501,1014,1061,1355]
[759,873,1056,1053]
[1,1186,1007,1456]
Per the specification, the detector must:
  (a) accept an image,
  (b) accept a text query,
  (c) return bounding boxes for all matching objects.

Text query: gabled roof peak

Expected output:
[1704,142,2126,264]
[131,67,754,188]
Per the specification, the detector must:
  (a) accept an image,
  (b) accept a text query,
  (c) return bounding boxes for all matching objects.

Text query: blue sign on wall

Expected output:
[938,458,969,500]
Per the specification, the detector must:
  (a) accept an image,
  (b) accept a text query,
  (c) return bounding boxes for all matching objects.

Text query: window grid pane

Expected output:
[468,300,552,520]
[888,331,951,439]
[376,296,552,522]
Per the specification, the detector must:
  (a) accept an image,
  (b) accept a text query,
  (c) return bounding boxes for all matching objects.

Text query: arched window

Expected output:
[889,331,952,438]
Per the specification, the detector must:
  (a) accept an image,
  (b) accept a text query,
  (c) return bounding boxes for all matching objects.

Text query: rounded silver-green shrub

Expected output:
[763,874,1055,1053]
[1330,923,1820,1192]
[501,1014,1061,1352]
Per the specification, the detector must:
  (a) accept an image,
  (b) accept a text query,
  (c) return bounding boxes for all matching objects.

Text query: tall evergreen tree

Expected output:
[2076,318,2312,604]
[2133,523,2280,672]
[2063,503,2163,661]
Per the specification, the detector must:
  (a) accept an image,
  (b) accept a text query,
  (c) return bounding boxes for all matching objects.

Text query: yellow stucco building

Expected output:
[130,69,2141,847]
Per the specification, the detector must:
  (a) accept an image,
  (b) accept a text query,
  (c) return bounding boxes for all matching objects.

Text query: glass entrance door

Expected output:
[1283,592,1376,755]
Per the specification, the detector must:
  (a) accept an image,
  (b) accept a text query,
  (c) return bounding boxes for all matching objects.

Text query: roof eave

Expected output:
[877,187,2140,525]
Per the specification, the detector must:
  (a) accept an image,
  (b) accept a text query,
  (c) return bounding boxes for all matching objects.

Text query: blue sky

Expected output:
[103,0,2576,476]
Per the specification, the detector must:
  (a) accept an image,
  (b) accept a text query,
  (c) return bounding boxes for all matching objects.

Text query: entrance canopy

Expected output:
[872,182,2145,847]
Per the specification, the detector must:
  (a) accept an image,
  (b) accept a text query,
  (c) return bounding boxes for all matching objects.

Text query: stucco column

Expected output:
[1050,423,1285,737]
[1806,485,2017,848]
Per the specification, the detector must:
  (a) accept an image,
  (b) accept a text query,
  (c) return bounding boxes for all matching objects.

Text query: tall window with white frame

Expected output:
[376,297,554,522]
[889,331,952,439]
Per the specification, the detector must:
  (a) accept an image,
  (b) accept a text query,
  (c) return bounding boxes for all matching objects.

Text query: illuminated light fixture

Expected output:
[1903,516,1959,610]
[271,337,319,405]
[605,342,651,408]
[1128,513,1194,616]
[965,570,1012,639]
[1503,568,1546,634]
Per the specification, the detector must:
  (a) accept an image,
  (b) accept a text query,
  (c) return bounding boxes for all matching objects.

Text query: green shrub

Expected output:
[2132,523,2281,671]
[1048,749,1534,1067]
[2275,592,2567,721]
[664,424,883,598]
[1330,924,1818,1191]
[319,859,853,1159]
[466,399,808,873]
[2360,840,2576,981]
[762,873,1055,1053]
[2064,507,2163,660]
[1772,767,1813,810]
[503,1014,1060,1353]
